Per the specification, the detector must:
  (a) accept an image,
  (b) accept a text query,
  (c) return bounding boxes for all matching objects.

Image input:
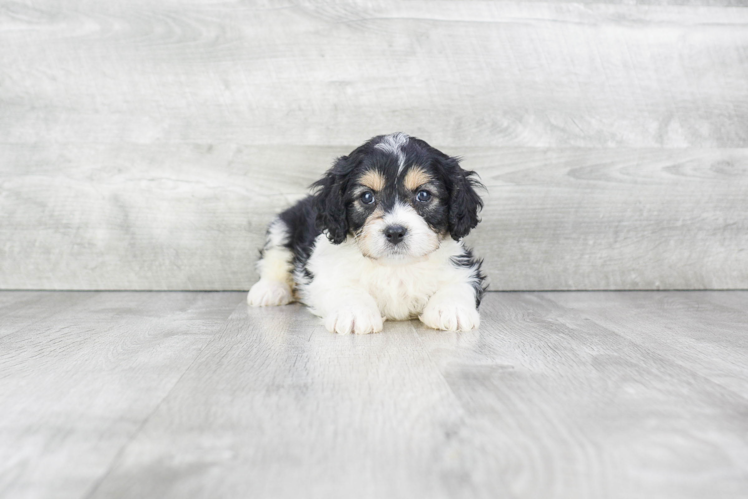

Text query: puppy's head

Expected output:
[313,133,483,262]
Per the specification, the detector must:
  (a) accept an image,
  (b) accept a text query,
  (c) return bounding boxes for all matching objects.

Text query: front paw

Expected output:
[324,306,384,335]
[419,300,480,332]
[247,279,293,307]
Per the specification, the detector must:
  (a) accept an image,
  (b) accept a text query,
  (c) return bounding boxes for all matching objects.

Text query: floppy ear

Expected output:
[311,156,353,244]
[441,156,484,241]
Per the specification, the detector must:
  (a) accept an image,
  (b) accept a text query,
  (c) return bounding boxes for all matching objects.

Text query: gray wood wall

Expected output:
[2,0,747,291]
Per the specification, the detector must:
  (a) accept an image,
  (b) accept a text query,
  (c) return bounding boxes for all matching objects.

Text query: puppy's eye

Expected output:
[416,190,432,202]
[360,191,375,205]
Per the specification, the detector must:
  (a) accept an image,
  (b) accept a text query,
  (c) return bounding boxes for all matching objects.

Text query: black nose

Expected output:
[384,225,407,244]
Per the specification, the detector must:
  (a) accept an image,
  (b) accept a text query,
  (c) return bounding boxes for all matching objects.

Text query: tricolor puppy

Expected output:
[248,133,486,334]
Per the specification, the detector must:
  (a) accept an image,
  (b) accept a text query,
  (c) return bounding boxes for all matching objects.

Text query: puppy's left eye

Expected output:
[360,191,375,205]
[416,190,432,202]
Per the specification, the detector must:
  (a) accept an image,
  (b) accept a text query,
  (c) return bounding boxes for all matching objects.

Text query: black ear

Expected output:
[441,156,484,240]
[311,156,354,244]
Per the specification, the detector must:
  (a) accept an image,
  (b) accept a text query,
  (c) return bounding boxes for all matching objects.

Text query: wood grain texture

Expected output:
[1,291,747,496]
[0,291,97,340]
[89,301,492,498]
[2,1,748,290]
[471,147,748,290]
[418,293,748,497]
[2,144,746,290]
[0,291,239,497]
[0,143,323,291]
[2,1,748,147]
[0,291,733,497]
[546,291,748,396]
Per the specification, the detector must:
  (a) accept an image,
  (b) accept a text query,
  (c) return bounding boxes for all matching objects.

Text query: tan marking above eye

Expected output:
[358,170,386,191]
[366,207,384,221]
[403,166,432,191]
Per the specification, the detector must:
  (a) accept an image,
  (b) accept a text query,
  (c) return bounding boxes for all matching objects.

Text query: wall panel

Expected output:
[1,1,747,290]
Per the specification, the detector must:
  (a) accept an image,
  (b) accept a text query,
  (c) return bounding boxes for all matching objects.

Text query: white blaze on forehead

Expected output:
[374,132,409,174]
[384,202,421,228]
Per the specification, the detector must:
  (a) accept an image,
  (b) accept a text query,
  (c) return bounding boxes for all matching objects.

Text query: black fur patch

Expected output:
[312,134,484,244]
[276,196,320,273]
[268,134,486,304]
[450,246,487,307]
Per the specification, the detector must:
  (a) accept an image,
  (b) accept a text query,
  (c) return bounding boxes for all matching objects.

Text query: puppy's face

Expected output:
[313,133,483,262]
[349,162,445,261]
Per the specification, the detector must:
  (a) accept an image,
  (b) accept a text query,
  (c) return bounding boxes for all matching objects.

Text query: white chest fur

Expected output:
[298,235,474,320]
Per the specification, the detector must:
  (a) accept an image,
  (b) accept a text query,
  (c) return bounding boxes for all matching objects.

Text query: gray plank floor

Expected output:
[1,292,747,498]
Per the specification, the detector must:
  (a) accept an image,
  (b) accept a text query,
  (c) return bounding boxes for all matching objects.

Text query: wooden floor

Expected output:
[1,291,747,498]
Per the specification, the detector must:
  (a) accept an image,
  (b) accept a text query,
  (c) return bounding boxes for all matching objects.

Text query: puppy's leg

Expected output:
[419,283,480,332]
[247,219,294,307]
[312,287,384,335]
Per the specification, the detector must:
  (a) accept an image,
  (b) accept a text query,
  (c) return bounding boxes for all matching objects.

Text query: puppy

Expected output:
[247,133,486,334]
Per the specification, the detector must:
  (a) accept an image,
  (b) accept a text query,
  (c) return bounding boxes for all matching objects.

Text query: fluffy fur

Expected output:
[248,133,486,334]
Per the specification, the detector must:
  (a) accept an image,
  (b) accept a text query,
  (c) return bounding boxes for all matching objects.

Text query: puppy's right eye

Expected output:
[360,191,375,205]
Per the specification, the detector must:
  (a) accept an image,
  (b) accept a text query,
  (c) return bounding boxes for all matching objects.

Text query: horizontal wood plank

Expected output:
[545,291,748,396]
[89,301,491,498]
[73,291,748,497]
[1,144,746,290]
[417,293,748,497]
[1,1,748,148]
[0,291,240,497]
[2,1,747,290]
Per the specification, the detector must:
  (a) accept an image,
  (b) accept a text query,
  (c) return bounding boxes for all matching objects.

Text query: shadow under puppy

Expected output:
[248,133,486,334]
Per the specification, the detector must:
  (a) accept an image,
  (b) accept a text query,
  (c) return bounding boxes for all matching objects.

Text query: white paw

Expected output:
[419,300,480,331]
[247,279,293,307]
[324,306,384,335]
